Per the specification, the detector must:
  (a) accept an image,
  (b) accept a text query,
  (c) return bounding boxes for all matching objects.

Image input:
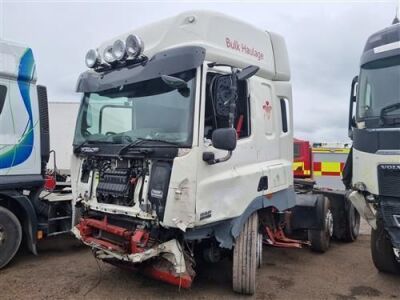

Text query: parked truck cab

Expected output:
[347,19,400,273]
[71,11,334,294]
[0,40,72,269]
[0,40,49,267]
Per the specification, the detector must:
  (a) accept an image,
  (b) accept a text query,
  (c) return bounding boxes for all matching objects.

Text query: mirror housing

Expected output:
[237,65,259,81]
[212,128,237,151]
[348,75,358,139]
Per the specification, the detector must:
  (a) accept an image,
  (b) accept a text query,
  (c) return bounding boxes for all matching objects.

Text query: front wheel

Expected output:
[309,196,333,253]
[0,207,22,269]
[371,219,400,274]
[232,212,258,295]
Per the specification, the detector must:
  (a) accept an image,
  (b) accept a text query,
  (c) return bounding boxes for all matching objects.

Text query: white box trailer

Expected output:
[48,102,79,173]
[70,10,357,294]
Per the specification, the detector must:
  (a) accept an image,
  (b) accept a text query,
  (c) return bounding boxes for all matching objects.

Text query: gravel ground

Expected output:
[0,221,399,300]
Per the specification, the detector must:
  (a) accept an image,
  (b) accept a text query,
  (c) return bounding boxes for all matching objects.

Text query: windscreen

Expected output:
[74,69,197,147]
[357,56,400,120]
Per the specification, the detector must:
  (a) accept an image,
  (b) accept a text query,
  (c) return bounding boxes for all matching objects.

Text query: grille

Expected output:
[380,197,400,228]
[378,164,400,197]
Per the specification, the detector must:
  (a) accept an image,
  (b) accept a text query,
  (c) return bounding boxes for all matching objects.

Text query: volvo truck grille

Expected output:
[378,164,400,197]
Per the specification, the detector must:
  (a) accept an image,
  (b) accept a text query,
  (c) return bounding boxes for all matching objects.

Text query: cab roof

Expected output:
[96,10,290,81]
[0,39,37,82]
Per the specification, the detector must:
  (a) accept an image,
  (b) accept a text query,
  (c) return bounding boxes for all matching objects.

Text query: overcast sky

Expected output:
[1,0,398,143]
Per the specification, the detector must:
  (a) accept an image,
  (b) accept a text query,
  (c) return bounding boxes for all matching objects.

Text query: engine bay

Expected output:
[79,156,172,220]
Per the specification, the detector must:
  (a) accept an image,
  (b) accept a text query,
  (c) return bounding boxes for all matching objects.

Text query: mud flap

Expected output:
[348,191,376,229]
[290,194,324,231]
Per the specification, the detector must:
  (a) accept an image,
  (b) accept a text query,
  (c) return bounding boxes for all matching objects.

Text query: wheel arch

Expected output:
[0,191,38,255]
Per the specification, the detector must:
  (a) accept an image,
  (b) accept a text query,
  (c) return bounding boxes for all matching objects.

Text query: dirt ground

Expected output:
[1,225,399,300]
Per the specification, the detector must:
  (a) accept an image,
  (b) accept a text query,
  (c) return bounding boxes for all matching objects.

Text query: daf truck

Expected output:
[346,18,400,273]
[0,40,72,269]
[71,11,349,294]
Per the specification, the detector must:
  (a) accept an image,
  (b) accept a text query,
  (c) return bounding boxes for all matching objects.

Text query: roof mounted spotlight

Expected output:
[112,39,127,61]
[103,45,115,64]
[125,34,144,59]
[85,49,101,68]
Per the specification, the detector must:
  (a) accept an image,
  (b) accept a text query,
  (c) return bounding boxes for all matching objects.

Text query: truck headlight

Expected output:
[85,49,101,68]
[103,45,115,64]
[125,34,144,58]
[112,39,126,60]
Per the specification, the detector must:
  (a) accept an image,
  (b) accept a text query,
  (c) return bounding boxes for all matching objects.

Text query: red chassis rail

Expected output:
[77,216,193,289]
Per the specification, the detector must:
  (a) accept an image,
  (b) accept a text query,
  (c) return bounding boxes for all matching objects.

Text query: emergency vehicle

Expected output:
[293,138,360,242]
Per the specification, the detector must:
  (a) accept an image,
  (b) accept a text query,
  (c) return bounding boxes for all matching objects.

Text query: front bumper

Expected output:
[72,216,193,287]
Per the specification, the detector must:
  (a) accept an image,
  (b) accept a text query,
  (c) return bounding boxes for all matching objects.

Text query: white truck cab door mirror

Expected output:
[212,127,237,151]
[348,75,358,139]
[203,128,237,165]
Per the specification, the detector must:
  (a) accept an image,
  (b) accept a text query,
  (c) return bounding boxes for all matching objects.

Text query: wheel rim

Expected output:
[326,209,334,237]
[0,225,6,246]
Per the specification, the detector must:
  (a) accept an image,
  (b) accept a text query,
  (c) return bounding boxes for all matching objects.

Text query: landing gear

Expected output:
[371,219,400,275]
[0,207,22,269]
[232,212,258,295]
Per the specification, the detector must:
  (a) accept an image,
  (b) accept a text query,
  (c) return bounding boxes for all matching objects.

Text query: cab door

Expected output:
[0,79,14,175]
[195,66,263,225]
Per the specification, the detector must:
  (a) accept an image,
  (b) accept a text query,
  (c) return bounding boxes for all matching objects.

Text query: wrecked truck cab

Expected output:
[70,10,332,294]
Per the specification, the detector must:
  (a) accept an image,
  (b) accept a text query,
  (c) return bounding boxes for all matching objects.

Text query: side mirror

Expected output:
[237,65,259,81]
[348,75,358,139]
[212,128,237,151]
[203,128,237,165]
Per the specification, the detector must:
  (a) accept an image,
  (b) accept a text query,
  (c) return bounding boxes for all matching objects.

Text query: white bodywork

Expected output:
[0,40,41,176]
[72,11,293,232]
[353,147,400,195]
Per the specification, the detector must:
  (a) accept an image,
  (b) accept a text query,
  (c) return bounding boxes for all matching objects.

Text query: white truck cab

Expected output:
[0,40,72,270]
[71,11,333,294]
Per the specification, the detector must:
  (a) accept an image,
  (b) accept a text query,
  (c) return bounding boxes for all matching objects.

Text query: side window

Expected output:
[280,98,289,133]
[204,73,250,139]
[0,85,7,114]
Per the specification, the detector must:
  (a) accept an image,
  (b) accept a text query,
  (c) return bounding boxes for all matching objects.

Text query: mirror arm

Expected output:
[205,151,233,165]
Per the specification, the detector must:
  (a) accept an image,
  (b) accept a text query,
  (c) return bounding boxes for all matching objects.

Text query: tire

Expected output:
[341,202,360,242]
[371,219,400,274]
[0,207,22,269]
[232,212,258,295]
[256,232,263,269]
[309,196,332,253]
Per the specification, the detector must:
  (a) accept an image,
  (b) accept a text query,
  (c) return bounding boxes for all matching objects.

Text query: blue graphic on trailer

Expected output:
[0,48,35,169]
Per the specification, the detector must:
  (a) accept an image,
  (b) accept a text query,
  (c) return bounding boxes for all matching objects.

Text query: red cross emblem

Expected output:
[263,100,272,119]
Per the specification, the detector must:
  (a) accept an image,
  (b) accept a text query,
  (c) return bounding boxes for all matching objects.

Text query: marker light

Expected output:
[125,34,144,58]
[103,45,115,64]
[85,49,101,68]
[112,39,126,60]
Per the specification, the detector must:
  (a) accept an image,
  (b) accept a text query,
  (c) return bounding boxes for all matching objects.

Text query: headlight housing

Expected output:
[125,34,144,58]
[112,39,126,60]
[103,45,115,64]
[85,49,101,68]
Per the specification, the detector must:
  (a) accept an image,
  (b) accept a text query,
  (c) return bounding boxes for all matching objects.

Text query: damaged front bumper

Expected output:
[72,216,194,288]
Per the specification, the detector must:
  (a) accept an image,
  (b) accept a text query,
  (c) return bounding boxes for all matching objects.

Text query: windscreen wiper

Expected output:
[118,137,179,156]
[380,102,400,125]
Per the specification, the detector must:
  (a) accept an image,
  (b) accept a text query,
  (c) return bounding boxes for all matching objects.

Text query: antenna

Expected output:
[394,1,400,24]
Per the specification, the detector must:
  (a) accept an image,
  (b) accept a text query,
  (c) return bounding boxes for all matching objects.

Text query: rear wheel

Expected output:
[232,212,258,295]
[309,196,332,253]
[371,219,400,274]
[0,207,22,269]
